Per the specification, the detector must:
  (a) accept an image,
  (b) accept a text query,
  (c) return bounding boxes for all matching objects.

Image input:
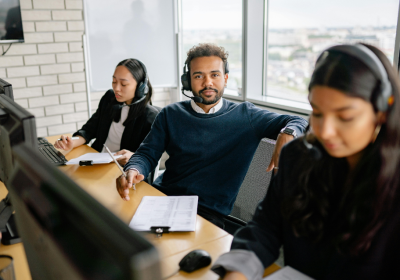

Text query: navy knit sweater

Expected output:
[124,100,307,215]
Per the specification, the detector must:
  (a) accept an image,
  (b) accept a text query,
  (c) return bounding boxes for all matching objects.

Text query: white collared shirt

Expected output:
[190,98,224,114]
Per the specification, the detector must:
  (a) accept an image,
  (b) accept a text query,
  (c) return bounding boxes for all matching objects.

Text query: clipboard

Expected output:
[129,196,198,234]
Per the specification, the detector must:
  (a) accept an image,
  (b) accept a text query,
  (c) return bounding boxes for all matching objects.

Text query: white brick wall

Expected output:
[48,123,76,136]
[43,84,73,95]
[7,66,40,78]
[36,115,62,127]
[45,103,74,115]
[41,63,71,75]
[52,11,82,20]
[0,68,6,78]
[24,54,56,65]
[36,21,67,32]
[27,75,58,87]
[33,0,65,10]
[1,0,172,139]
[65,0,82,10]
[38,43,69,54]
[13,87,43,98]
[5,44,37,55]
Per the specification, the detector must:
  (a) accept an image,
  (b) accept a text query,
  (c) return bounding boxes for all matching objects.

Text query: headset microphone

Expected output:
[303,136,322,160]
[112,95,146,112]
[181,88,203,103]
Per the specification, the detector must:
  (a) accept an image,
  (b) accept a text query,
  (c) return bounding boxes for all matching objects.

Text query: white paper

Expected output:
[66,153,122,165]
[264,266,314,280]
[129,196,198,232]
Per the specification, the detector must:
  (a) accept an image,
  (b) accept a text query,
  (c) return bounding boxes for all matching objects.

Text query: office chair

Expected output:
[224,138,276,235]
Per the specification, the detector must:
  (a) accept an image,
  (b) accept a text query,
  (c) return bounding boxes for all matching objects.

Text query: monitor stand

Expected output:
[0,195,21,245]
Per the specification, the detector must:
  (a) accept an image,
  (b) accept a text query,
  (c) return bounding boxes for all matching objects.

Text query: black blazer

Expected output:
[231,138,400,279]
[73,90,160,153]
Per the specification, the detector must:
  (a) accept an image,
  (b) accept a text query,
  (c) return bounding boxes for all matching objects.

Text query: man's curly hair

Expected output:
[185,43,229,73]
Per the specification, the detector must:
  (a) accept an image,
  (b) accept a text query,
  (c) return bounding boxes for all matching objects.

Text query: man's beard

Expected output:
[194,87,224,105]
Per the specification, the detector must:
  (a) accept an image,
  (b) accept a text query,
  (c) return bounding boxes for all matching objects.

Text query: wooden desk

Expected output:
[0,136,279,279]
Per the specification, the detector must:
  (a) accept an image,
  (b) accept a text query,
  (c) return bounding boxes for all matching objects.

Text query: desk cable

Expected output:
[162,268,180,279]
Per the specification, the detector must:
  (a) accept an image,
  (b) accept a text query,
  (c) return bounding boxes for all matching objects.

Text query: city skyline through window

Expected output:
[262,0,399,103]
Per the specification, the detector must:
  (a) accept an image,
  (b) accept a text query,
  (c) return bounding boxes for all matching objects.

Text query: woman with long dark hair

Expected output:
[212,44,400,279]
[54,59,159,165]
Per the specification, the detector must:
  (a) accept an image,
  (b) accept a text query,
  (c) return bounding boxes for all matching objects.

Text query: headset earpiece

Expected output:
[133,59,149,100]
[181,65,191,91]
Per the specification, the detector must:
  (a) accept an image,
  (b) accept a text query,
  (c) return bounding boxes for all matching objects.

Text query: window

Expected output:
[181,0,243,97]
[261,0,399,106]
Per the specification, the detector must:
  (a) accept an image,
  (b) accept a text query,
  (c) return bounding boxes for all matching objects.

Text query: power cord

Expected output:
[1,44,12,56]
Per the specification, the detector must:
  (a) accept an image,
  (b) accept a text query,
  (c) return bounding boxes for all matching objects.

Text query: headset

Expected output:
[180,59,230,103]
[315,44,392,112]
[305,44,393,159]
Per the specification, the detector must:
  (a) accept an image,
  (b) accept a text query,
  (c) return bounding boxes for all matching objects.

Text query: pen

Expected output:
[103,144,136,190]
[57,136,80,141]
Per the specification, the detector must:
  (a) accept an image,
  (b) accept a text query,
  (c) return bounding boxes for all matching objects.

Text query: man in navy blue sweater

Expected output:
[117,43,307,229]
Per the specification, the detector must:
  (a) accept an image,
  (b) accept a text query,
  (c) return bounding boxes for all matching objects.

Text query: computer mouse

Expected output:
[178,249,212,273]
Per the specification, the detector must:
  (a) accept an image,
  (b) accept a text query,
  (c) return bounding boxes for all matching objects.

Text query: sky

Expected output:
[182,0,399,30]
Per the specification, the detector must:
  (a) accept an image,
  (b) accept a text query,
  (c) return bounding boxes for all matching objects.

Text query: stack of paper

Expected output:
[66,153,122,165]
[129,196,198,232]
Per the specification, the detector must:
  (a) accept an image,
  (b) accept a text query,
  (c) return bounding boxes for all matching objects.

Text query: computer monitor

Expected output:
[0,94,36,185]
[0,78,14,100]
[0,94,36,244]
[8,142,161,280]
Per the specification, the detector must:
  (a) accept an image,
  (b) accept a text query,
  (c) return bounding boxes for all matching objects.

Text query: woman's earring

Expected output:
[372,124,382,143]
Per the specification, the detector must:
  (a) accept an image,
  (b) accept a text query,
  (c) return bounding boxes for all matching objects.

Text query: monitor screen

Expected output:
[8,142,161,280]
[0,78,14,100]
[0,94,36,186]
[0,0,24,43]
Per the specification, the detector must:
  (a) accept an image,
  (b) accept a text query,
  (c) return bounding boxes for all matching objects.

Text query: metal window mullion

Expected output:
[262,0,269,96]
[241,0,248,101]
[394,2,400,70]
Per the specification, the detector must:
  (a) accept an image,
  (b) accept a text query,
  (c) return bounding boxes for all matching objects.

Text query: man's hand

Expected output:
[116,169,144,201]
[223,271,248,280]
[115,149,134,166]
[266,133,294,173]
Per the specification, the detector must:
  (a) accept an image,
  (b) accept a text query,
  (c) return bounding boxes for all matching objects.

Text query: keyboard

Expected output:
[37,138,68,166]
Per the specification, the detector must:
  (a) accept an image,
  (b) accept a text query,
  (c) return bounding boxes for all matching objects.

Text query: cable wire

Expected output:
[1,43,12,56]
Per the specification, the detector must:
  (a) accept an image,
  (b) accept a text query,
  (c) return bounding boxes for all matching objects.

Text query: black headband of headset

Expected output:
[316,44,392,112]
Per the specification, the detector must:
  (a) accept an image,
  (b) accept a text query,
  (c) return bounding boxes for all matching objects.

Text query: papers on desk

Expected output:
[263,266,314,280]
[129,196,198,232]
[66,153,122,165]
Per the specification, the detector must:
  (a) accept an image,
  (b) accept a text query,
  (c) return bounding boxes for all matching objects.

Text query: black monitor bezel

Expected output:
[0,94,36,186]
[0,78,14,101]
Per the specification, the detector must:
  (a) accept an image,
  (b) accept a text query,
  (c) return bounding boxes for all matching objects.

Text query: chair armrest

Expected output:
[225,215,247,227]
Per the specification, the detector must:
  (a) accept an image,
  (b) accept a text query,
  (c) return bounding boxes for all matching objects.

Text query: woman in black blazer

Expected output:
[54,59,159,166]
[213,44,400,279]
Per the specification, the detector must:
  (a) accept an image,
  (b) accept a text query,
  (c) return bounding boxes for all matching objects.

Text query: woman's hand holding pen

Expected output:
[116,169,144,201]
[54,135,85,151]
[54,135,76,150]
